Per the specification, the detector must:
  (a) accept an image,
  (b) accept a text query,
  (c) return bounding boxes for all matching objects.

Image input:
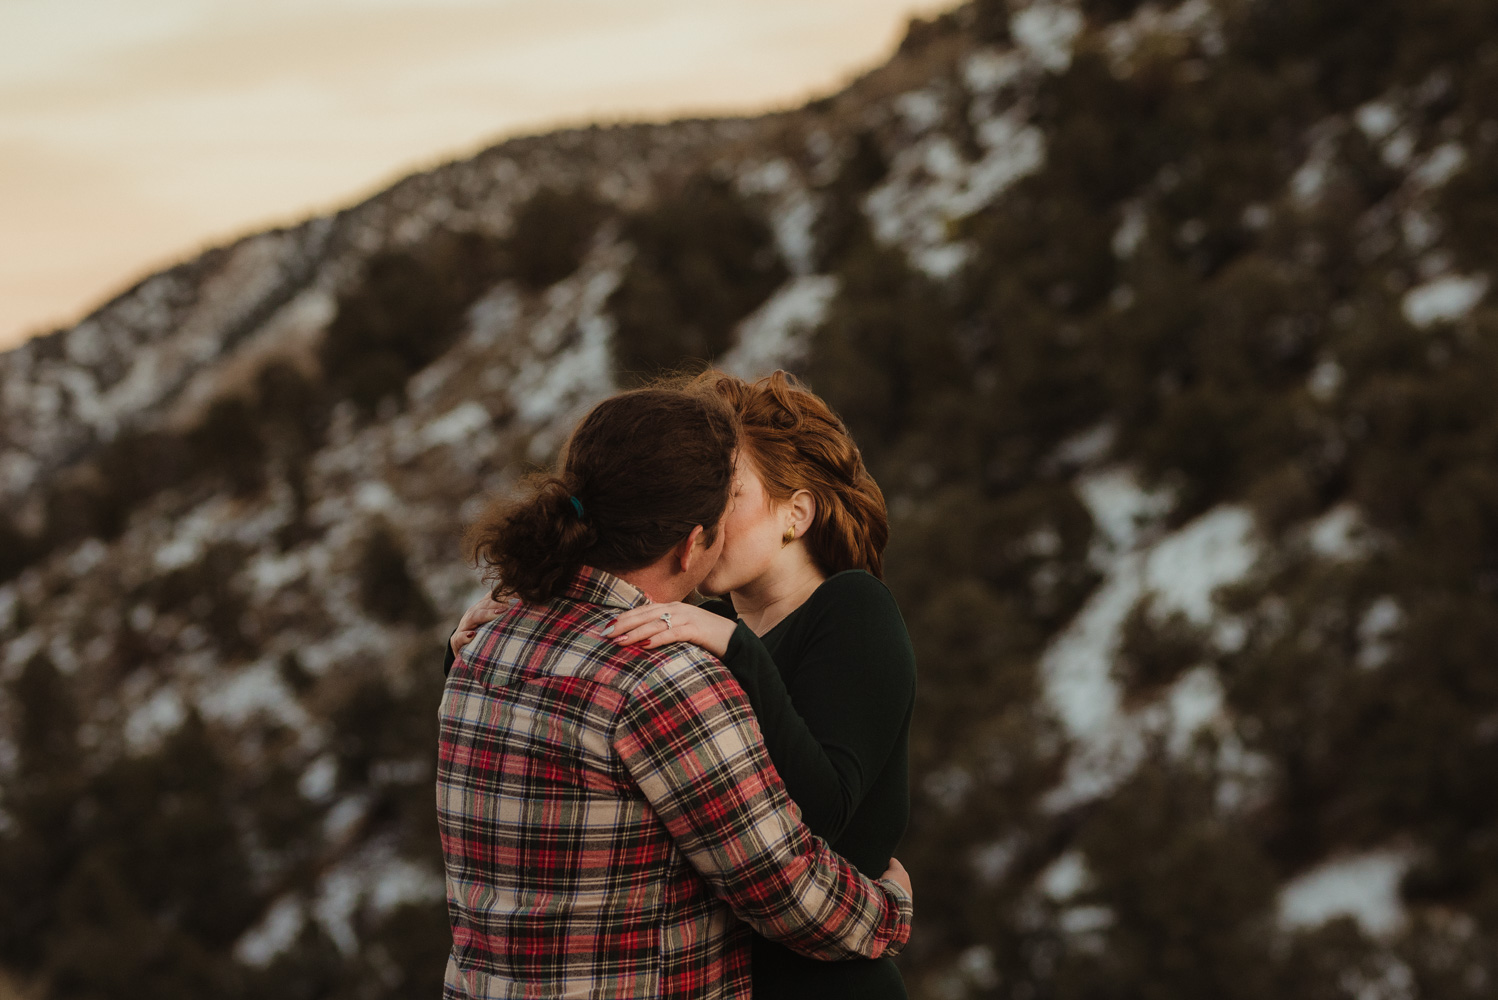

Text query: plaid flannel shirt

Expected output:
[437,566,912,999]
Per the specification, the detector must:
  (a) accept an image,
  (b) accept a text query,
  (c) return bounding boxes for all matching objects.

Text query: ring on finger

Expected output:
[659,611,672,627]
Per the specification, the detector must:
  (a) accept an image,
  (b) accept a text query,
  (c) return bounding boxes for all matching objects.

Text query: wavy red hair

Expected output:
[696,369,888,578]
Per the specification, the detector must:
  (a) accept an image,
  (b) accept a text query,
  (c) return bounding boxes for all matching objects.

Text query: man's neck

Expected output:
[731,554,825,636]
[616,564,685,605]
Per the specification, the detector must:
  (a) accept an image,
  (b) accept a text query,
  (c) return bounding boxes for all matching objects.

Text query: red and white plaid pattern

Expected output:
[437,566,911,999]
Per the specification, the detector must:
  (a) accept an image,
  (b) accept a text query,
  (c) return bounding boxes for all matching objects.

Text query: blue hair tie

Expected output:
[568,495,586,519]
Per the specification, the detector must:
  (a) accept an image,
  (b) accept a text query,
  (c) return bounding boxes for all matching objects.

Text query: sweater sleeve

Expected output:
[717,573,916,845]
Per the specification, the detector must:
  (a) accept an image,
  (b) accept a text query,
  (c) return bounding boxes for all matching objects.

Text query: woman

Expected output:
[597,370,917,1000]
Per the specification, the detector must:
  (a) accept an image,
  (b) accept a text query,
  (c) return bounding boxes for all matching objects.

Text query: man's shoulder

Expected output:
[612,638,736,702]
[473,601,727,690]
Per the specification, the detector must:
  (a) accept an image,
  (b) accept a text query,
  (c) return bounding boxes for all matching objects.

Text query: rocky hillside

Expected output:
[5,0,1498,997]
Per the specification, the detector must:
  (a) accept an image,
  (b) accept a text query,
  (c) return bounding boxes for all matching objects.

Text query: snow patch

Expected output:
[1144,506,1257,625]
[466,285,523,350]
[197,659,307,729]
[1291,129,1338,207]
[507,244,625,456]
[719,276,839,378]
[0,451,39,497]
[1279,849,1415,937]
[770,190,819,277]
[64,539,107,577]
[299,754,338,802]
[1305,503,1374,561]
[3,631,43,680]
[1051,423,1116,470]
[1060,904,1115,935]
[1112,201,1148,259]
[420,402,491,450]
[963,49,1025,94]
[309,844,443,954]
[1039,850,1090,900]
[895,89,946,133]
[1357,596,1402,671]
[324,794,369,842]
[1077,467,1172,553]
[235,895,306,966]
[1413,143,1467,189]
[956,945,1000,989]
[1402,274,1488,327]
[1308,359,1344,401]
[1355,101,1399,141]
[737,159,793,196]
[1164,666,1225,753]
[1042,477,1259,810]
[971,836,1022,884]
[923,763,974,810]
[368,856,445,914]
[153,500,226,571]
[313,864,364,953]
[1103,0,1225,71]
[68,233,298,443]
[740,159,819,276]
[865,108,1045,279]
[1404,210,1441,254]
[246,550,309,595]
[1382,129,1416,169]
[1012,2,1084,73]
[124,686,187,752]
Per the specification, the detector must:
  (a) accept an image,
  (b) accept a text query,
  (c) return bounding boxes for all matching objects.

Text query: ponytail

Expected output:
[465,473,597,603]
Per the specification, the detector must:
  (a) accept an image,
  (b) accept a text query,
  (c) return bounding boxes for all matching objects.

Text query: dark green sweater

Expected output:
[708,570,916,1000]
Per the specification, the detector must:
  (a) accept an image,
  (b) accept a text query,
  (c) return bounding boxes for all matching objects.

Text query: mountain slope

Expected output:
[5,1,1498,998]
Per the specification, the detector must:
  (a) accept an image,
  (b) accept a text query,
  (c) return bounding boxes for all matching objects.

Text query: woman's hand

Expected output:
[881,856,912,900]
[450,593,512,657]
[604,602,737,659]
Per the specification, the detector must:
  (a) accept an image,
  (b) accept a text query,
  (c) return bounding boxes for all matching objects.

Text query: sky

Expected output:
[0,0,957,351]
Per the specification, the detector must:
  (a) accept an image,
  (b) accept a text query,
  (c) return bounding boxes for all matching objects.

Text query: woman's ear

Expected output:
[790,489,817,535]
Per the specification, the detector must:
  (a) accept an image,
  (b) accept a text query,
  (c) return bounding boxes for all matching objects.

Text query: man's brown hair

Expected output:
[464,387,739,602]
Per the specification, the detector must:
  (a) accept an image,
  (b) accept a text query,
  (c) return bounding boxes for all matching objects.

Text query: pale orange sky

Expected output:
[0,0,957,351]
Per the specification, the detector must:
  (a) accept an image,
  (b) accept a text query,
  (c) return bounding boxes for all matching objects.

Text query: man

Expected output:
[438,386,911,998]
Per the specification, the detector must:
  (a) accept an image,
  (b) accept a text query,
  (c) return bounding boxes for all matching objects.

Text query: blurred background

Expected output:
[4,0,1498,998]
[0,0,950,352]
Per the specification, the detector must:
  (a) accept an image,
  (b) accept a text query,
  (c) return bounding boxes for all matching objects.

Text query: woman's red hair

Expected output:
[696,369,888,578]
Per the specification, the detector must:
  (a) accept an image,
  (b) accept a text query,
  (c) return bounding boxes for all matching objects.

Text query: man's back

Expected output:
[437,567,910,999]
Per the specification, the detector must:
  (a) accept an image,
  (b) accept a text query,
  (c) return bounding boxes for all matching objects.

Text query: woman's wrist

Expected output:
[701,615,736,659]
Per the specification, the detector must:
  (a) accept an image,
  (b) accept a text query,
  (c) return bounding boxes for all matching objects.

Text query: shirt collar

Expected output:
[563,565,653,611]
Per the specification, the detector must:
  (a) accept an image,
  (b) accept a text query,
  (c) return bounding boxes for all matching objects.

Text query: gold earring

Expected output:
[782,526,796,545]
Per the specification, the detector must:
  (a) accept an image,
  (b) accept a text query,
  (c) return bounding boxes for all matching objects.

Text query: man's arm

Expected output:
[612,647,912,961]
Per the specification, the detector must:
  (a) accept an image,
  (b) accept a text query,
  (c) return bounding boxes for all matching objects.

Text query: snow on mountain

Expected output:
[5,1,1498,997]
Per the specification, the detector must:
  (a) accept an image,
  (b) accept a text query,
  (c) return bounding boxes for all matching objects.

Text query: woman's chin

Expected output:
[698,569,737,599]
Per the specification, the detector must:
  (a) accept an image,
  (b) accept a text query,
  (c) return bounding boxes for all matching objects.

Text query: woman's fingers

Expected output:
[451,595,512,658]
[608,603,679,634]
[606,603,683,642]
[458,595,509,632]
[450,628,479,656]
[609,619,670,646]
[604,603,734,657]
